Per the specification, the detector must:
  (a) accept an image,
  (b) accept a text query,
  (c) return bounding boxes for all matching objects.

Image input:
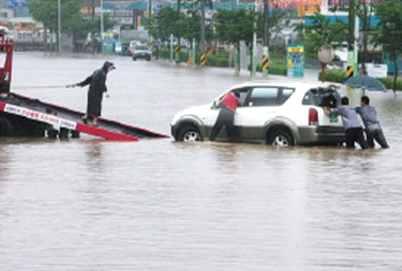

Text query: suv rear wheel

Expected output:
[177,125,202,142]
[267,128,294,147]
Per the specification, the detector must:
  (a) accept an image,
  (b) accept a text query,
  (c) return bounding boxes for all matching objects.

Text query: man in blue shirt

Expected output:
[331,97,368,149]
[356,96,389,149]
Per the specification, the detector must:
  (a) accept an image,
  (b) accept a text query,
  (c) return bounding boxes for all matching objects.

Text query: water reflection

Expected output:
[0,54,402,270]
[84,141,105,172]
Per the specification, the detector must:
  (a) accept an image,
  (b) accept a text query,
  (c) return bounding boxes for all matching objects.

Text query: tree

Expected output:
[214,9,255,45]
[304,13,347,61]
[28,0,78,50]
[262,0,286,48]
[181,12,201,42]
[374,0,402,92]
[329,0,384,71]
[194,0,212,51]
[215,9,255,74]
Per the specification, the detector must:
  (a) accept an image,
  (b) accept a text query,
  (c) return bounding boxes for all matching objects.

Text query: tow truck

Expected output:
[0,32,167,141]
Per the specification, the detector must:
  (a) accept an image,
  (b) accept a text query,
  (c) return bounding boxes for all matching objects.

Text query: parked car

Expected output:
[128,41,152,61]
[171,81,345,147]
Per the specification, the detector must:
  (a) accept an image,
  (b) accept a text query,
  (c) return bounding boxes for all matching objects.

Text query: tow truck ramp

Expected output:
[0,93,167,141]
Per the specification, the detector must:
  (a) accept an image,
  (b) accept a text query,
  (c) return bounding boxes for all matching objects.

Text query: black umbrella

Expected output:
[344,75,387,92]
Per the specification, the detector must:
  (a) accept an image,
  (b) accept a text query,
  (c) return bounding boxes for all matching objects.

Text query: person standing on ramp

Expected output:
[71,61,115,125]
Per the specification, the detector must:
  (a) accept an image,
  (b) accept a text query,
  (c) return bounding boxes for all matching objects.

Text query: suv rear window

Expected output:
[302,87,341,107]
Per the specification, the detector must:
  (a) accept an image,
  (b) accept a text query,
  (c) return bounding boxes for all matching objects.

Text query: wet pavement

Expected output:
[1,53,402,270]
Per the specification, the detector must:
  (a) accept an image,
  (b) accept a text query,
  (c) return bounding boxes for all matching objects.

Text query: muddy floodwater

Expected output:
[1,53,402,270]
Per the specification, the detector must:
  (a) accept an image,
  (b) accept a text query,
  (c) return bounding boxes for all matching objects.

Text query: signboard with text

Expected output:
[287,45,304,78]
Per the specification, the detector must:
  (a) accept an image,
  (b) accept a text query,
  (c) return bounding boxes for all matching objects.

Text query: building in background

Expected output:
[81,0,147,30]
[5,0,29,17]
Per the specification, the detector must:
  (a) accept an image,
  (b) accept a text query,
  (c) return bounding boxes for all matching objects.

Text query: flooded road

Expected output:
[1,53,402,270]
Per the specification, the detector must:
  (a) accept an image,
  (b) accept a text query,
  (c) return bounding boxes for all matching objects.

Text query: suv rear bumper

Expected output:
[298,126,345,145]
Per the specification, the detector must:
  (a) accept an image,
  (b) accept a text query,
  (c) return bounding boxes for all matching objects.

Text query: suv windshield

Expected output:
[302,87,341,108]
[135,46,148,50]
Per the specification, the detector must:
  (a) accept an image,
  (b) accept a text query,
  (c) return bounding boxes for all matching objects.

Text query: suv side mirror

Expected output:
[211,100,218,109]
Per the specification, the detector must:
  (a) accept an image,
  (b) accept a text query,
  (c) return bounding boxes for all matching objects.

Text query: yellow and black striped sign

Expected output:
[200,53,208,65]
[261,55,270,72]
[175,46,181,53]
[346,65,354,78]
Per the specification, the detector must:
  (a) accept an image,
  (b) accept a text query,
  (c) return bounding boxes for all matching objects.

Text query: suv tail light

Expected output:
[309,108,319,126]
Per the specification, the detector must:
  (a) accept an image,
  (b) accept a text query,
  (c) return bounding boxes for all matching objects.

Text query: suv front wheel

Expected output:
[177,125,202,142]
[267,128,294,147]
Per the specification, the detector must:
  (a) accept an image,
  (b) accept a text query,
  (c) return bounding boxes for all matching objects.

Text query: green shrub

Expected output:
[319,69,402,91]
[253,63,287,76]
[157,48,285,75]
[268,64,287,76]
[319,69,348,83]
[379,77,402,91]
[154,48,189,62]
[206,53,229,67]
[157,49,170,59]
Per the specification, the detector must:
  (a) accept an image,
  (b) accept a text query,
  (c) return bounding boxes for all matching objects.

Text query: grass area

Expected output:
[155,48,288,75]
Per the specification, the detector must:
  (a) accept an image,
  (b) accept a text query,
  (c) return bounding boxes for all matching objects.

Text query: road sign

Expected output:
[200,52,208,65]
[346,65,354,78]
[287,45,304,78]
[261,55,270,72]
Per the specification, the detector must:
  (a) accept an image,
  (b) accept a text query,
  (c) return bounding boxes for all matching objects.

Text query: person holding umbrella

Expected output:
[69,61,116,125]
[356,96,389,149]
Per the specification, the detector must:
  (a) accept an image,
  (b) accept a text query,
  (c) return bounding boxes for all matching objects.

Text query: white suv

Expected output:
[170,81,345,147]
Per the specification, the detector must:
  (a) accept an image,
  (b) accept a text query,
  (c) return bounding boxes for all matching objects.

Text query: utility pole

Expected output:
[100,0,104,53]
[200,0,206,52]
[91,0,96,21]
[58,0,61,53]
[176,0,181,63]
[251,0,257,79]
[348,0,359,73]
[263,0,270,47]
[262,0,270,77]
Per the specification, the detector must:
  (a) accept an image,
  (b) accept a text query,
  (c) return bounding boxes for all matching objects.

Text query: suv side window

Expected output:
[246,87,280,106]
[278,88,295,104]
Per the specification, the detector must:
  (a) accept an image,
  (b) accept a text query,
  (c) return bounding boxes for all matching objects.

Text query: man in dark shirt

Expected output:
[329,96,368,149]
[356,96,389,149]
[71,61,115,125]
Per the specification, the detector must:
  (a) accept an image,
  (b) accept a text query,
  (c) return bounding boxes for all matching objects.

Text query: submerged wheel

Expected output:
[177,125,202,143]
[47,129,59,139]
[0,116,14,136]
[71,131,80,139]
[267,128,294,148]
[59,128,69,140]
